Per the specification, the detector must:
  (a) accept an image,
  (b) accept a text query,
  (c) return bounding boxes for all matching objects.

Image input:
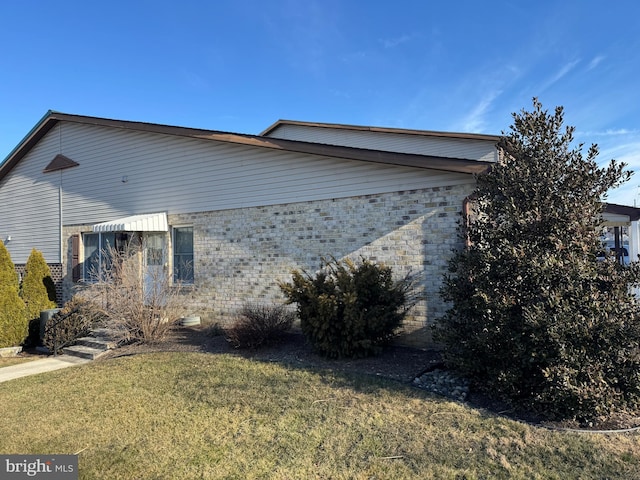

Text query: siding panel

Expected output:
[267,123,499,163]
[1,121,476,262]
[0,135,61,263]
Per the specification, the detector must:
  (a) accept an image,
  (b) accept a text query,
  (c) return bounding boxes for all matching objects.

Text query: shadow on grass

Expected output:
[159,326,547,426]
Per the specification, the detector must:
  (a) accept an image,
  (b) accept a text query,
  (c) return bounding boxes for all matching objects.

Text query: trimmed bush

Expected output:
[21,249,57,346]
[225,303,295,349]
[280,257,415,358]
[44,296,104,353]
[21,248,57,322]
[0,241,27,348]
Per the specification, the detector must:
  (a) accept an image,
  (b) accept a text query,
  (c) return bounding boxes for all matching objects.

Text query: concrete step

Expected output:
[90,327,118,339]
[75,336,116,351]
[63,344,109,361]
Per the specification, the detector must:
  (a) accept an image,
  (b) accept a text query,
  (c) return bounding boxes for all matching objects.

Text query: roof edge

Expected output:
[0,111,494,183]
[0,110,56,177]
[260,119,501,142]
[604,203,640,221]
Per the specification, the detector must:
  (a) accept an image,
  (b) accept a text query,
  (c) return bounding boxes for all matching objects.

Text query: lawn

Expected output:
[0,356,37,368]
[0,352,639,479]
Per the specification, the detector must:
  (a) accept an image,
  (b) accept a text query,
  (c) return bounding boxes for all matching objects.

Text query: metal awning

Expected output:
[92,212,168,232]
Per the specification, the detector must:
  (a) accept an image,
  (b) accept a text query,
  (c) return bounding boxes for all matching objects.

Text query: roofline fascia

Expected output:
[0,112,493,183]
[603,203,640,221]
[260,119,501,142]
[0,110,57,176]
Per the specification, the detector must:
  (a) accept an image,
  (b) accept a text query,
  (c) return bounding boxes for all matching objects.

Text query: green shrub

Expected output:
[21,249,57,322]
[280,257,415,358]
[44,296,104,353]
[225,303,295,349]
[435,99,640,422]
[0,241,27,348]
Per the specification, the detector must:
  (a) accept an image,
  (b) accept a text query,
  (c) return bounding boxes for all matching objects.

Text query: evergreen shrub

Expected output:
[0,242,27,348]
[435,99,640,421]
[280,257,415,358]
[21,249,57,322]
[21,249,57,345]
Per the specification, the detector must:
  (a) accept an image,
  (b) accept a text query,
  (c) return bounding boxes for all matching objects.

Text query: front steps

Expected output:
[62,329,117,360]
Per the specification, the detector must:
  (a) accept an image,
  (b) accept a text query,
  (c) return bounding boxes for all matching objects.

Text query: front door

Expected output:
[143,233,166,303]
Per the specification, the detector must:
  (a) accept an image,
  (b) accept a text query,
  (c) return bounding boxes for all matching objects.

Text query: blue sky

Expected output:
[1,0,639,204]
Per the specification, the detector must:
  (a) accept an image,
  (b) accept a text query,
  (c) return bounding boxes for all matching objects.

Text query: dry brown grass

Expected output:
[0,356,36,368]
[0,352,639,479]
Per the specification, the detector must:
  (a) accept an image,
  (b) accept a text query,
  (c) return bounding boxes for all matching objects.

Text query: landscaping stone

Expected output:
[0,346,22,358]
[413,368,470,401]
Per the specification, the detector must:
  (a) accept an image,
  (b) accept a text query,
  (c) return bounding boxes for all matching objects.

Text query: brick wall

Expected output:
[57,183,473,345]
[170,183,474,338]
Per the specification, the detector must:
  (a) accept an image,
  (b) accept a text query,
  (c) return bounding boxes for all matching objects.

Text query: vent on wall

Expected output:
[43,154,79,173]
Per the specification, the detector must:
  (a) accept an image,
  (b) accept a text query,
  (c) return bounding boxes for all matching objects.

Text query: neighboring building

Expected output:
[0,111,500,343]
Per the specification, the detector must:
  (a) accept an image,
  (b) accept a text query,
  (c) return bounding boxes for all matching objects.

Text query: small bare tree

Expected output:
[82,236,189,344]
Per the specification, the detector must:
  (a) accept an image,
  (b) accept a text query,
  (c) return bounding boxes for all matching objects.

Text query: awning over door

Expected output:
[92,212,168,232]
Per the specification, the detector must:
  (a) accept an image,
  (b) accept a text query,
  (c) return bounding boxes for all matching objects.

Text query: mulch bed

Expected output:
[99,326,442,383]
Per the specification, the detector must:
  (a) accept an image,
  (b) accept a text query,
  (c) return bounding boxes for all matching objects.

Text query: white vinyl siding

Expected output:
[265,123,499,163]
[0,121,477,263]
[0,136,61,263]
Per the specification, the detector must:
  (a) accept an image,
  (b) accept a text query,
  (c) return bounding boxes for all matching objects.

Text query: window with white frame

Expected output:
[173,226,194,283]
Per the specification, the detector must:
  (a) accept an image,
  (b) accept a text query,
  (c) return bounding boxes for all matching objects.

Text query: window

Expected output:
[145,233,165,267]
[82,232,131,281]
[173,226,193,283]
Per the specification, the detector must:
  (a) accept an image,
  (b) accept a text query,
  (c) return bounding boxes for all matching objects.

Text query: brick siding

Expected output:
[58,184,473,344]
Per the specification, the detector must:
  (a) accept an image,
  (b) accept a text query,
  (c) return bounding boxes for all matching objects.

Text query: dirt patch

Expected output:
[99,325,442,383]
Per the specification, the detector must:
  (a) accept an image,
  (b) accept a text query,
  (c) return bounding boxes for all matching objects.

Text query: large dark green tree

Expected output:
[436,99,640,421]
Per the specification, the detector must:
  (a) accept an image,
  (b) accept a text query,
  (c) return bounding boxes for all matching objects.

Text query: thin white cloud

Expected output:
[587,55,605,70]
[598,142,640,205]
[180,70,209,90]
[539,59,581,91]
[599,142,640,165]
[459,89,503,132]
[583,128,640,137]
[379,34,412,49]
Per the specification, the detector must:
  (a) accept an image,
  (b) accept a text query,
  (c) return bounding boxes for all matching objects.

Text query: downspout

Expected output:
[630,220,640,297]
[462,195,475,247]
[58,123,64,264]
[59,171,63,263]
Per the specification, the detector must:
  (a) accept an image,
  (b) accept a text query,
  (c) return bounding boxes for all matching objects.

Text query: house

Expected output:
[10,110,620,342]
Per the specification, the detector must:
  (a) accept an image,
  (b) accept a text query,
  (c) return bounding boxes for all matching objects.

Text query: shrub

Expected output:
[435,99,640,422]
[43,296,105,354]
[225,303,295,349]
[82,239,187,344]
[21,249,57,346]
[0,241,27,348]
[280,257,415,358]
[205,322,226,337]
[21,248,57,321]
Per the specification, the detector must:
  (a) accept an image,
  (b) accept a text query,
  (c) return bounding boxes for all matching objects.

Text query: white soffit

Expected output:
[93,212,168,232]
